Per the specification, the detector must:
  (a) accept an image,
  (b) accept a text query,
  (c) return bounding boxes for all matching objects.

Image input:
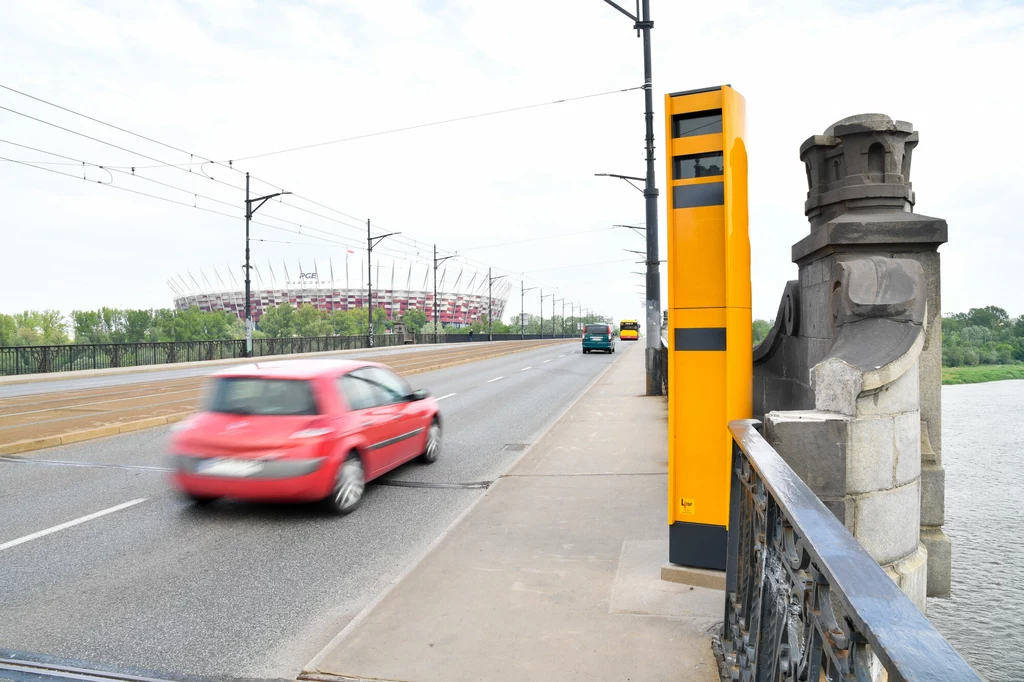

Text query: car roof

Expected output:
[212,358,377,380]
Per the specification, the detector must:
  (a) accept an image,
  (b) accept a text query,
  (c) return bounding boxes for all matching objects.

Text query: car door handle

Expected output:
[360,421,373,428]
[390,414,402,421]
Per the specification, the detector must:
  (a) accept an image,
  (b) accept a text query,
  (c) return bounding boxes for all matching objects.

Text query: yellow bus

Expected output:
[619,319,640,341]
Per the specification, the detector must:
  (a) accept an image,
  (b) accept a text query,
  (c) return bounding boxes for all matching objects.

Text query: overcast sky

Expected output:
[2,0,1021,324]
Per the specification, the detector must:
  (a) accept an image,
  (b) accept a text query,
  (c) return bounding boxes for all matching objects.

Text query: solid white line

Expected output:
[436,393,457,401]
[487,376,504,383]
[519,367,532,371]
[0,498,147,552]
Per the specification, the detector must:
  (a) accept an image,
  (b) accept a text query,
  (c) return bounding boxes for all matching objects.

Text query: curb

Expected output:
[0,413,190,456]
[0,341,575,456]
[303,343,628,676]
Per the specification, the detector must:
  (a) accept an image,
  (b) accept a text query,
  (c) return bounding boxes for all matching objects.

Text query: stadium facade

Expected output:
[170,259,511,327]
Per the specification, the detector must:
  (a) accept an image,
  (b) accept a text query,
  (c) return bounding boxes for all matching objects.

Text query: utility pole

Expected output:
[366,219,400,347]
[433,244,455,339]
[521,281,536,339]
[600,0,661,396]
[561,299,566,336]
[552,296,559,337]
[244,172,290,357]
[487,268,507,341]
[541,290,551,339]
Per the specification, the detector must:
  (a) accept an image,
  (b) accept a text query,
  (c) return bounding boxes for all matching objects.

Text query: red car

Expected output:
[168,359,441,515]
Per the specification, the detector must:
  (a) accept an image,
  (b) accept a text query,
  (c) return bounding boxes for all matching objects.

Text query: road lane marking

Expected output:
[519,367,532,371]
[559,354,565,357]
[0,498,147,552]
[436,393,457,401]
[543,360,551,363]
[487,377,504,383]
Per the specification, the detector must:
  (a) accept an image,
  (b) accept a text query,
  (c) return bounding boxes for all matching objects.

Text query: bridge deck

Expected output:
[0,340,571,454]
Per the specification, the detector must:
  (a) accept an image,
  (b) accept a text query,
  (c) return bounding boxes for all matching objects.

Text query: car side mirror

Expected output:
[408,388,430,401]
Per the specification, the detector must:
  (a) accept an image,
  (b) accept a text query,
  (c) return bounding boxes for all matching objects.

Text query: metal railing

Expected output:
[724,420,980,682]
[413,333,574,344]
[0,333,578,376]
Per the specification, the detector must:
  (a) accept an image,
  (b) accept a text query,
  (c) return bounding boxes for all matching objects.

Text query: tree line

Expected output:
[751,307,1024,368]
[0,304,607,347]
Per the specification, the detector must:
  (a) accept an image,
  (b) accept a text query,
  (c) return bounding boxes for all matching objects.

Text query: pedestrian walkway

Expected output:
[304,343,722,681]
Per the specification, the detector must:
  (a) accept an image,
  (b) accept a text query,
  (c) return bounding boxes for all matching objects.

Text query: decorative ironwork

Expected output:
[724,419,980,682]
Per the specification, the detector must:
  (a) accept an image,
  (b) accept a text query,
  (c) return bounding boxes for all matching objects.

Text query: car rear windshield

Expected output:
[207,378,319,416]
[585,325,609,335]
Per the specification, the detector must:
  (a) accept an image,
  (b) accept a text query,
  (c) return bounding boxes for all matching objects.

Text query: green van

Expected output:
[582,323,616,354]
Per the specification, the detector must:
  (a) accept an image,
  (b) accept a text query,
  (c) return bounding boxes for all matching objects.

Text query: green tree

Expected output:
[329,310,359,336]
[752,319,773,346]
[402,308,428,333]
[71,310,105,343]
[0,313,16,346]
[294,303,330,337]
[124,309,154,342]
[13,310,69,345]
[258,303,297,338]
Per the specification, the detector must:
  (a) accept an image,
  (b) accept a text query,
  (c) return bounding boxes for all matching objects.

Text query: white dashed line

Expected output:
[558,354,565,358]
[487,377,504,383]
[520,367,532,371]
[437,393,457,401]
[543,360,551,364]
[0,499,147,552]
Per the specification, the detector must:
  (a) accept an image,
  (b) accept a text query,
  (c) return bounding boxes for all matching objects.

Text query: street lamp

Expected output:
[521,281,536,339]
[367,220,400,347]
[244,172,291,357]
[488,268,507,341]
[433,244,456,338]
[541,291,553,338]
[599,0,662,397]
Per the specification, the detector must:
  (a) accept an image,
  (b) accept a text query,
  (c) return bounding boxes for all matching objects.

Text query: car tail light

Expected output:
[290,427,334,439]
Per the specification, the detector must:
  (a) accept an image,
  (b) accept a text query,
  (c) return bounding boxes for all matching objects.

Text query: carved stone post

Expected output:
[753,114,951,604]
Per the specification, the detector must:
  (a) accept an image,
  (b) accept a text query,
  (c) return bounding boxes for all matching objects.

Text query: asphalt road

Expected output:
[0,341,625,682]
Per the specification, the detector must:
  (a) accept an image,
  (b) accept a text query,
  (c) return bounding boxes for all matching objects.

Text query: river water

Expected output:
[927,380,1024,681]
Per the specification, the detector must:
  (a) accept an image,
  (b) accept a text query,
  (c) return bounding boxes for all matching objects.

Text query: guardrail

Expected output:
[724,419,980,682]
[0,333,578,376]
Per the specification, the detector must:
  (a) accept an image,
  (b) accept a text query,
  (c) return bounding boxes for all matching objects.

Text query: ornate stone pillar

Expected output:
[754,114,951,601]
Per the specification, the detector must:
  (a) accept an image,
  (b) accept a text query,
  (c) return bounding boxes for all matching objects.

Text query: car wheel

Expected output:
[327,453,365,515]
[420,419,442,464]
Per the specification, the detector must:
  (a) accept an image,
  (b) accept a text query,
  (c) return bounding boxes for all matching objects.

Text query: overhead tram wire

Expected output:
[0,85,597,291]
[0,85,592,287]
[225,85,644,163]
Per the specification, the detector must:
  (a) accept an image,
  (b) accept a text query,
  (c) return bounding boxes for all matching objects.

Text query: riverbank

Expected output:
[941,364,1024,385]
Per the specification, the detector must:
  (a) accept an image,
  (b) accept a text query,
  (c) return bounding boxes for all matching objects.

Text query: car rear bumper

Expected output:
[582,341,614,350]
[171,457,335,502]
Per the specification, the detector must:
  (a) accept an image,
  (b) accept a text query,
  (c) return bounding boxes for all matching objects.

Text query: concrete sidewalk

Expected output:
[304,344,722,682]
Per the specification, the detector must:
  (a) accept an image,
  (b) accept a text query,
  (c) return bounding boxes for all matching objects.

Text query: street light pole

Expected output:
[244,172,291,357]
[433,244,455,339]
[601,0,661,396]
[366,219,400,347]
[551,296,559,337]
[521,281,536,339]
[488,268,507,341]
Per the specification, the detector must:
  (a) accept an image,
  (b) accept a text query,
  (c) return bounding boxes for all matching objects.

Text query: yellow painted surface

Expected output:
[665,85,752,536]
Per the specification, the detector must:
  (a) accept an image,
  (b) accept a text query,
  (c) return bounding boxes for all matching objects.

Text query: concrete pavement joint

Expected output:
[303,345,628,676]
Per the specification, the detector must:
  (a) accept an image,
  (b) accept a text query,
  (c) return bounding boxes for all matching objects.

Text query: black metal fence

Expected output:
[724,419,980,681]
[0,333,578,377]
